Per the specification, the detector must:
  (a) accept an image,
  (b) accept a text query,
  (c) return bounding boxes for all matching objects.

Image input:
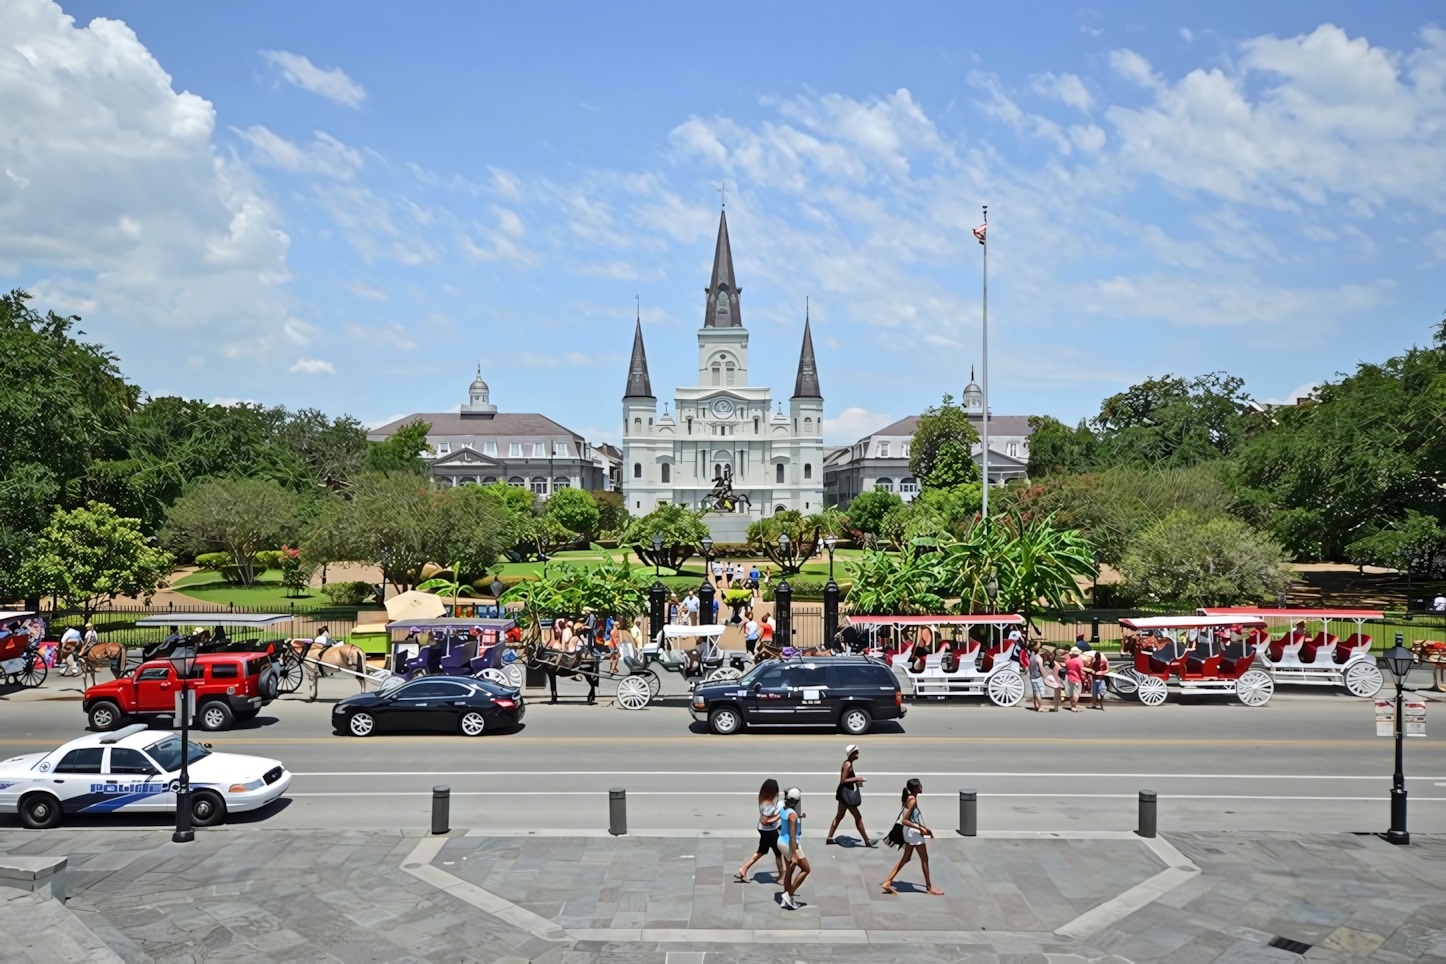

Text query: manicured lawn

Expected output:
[170,569,321,609]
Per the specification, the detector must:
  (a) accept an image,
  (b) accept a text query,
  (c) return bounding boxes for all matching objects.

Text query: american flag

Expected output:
[973,223,987,245]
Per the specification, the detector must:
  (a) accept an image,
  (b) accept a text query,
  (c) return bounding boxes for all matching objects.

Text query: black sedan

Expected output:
[333,676,524,737]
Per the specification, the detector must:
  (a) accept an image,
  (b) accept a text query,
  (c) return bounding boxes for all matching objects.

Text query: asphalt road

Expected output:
[5,670,1445,836]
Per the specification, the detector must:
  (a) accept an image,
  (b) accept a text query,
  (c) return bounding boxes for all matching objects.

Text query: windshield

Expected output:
[145,736,211,772]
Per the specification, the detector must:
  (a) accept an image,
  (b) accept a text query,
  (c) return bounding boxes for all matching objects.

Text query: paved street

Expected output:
[4,669,1445,836]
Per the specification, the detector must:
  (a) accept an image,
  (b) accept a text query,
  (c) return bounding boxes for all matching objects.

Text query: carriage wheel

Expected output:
[1108,670,1140,697]
[1343,661,1384,698]
[379,674,405,695]
[640,669,661,697]
[274,651,305,694]
[478,668,509,687]
[616,675,651,710]
[706,666,743,683]
[986,669,1025,707]
[1235,669,1274,707]
[502,662,524,689]
[18,658,46,689]
[1137,675,1169,706]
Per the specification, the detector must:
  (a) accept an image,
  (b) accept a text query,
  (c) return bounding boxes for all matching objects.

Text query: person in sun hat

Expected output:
[779,787,810,909]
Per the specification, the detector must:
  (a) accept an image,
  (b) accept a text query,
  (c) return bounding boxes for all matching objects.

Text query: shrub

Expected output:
[320,580,375,605]
[254,549,287,571]
[762,575,852,600]
[195,551,247,584]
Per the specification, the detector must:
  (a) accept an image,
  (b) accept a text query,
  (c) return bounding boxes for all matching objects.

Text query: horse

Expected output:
[287,637,369,701]
[56,637,129,688]
[525,617,600,704]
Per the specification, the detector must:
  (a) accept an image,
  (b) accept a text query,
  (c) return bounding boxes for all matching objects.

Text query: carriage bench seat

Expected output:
[0,856,66,904]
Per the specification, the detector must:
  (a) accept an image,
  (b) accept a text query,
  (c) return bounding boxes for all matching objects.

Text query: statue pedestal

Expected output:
[702,512,754,544]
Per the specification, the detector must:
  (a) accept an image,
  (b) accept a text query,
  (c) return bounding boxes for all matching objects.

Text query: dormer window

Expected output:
[509,443,522,457]
[437,442,450,455]
[878,442,890,457]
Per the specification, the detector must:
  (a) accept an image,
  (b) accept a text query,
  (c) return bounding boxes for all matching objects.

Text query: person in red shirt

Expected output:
[1064,647,1085,713]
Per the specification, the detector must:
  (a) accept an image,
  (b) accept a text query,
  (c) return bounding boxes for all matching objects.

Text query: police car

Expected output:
[0,724,291,829]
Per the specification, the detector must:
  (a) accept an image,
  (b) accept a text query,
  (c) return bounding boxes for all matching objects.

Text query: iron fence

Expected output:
[39,604,377,650]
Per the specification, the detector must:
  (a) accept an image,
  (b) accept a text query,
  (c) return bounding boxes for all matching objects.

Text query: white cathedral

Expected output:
[622,210,825,541]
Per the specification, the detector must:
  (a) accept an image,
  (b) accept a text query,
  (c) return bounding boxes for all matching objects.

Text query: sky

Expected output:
[2,1,1443,447]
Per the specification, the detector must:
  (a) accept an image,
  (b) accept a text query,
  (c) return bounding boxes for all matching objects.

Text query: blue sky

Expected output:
[3,1,1443,446]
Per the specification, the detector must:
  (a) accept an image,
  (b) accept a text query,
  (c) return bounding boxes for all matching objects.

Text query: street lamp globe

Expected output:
[701,535,713,554]
[1384,644,1414,682]
[778,534,790,550]
[824,534,837,552]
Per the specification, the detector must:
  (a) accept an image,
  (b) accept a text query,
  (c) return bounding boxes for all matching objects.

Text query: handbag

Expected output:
[885,809,906,848]
[841,783,862,808]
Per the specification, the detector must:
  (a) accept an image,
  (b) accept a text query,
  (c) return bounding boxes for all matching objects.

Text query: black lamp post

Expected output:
[698,536,715,626]
[168,644,197,843]
[379,546,391,603]
[822,534,839,648]
[1385,634,1414,845]
[778,533,791,571]
[651,533,663,577]
[775,534,793,649]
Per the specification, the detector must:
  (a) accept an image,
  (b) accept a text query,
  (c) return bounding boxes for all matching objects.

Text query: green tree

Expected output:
[1094,372,1260,468]
[747,508,847,574]
[941,512,1096,627]
[1345,510,1446,576]
[908,394,980,490]
[592,490,630,536]
[160,478,299,586]
[303,472,512,591]
[0,463,60,600]
[1119,510,1293,607]
[621,505,710,573]
[18,502,173,620]
[502,556,649,622]
[843,546,949,615]
[544,487,601,537]
[1025,415,1100,477]
[845,488,904,540]
[364,418,432,474]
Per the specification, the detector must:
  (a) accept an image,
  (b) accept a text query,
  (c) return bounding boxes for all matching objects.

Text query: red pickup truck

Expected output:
[84,652,281,732]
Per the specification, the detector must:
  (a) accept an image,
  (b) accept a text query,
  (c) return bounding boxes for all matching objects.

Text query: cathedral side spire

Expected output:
[792,302,821,399]
[623,313,653,399]
[704,210,741,329]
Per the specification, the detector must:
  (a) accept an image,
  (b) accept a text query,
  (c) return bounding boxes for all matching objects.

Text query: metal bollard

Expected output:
[958,789,977,837]
[1137,789,1157,838]
[51,865,66,905]
[432,785,450,835]
[609,787,627,836]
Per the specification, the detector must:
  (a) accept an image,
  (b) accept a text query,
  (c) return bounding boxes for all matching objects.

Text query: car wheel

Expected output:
[348,711,376,737]
[708,705,743,735]
[189,790,226,827]
[459,711,487,737]
[839,706,873,736]
[88,700,125,732]
[197,701,234,732]
[20,793,62,830]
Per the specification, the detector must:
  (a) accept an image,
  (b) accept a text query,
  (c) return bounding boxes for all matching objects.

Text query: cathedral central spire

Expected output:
[623,314,653,399]
[704,210,741,329]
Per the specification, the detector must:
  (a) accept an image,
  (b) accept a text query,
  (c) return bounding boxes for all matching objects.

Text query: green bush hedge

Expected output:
[761,575,852,600]
[321,581,375,605]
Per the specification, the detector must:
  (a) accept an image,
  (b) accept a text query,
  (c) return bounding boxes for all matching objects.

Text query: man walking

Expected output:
[1086,648,1109,710]
[1064,646,1085,713]
[684,590,700,626]
[59,624,84,677]
[744,612,761,657]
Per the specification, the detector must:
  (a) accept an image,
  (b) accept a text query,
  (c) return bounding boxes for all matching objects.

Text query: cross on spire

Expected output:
[718,181,726,209]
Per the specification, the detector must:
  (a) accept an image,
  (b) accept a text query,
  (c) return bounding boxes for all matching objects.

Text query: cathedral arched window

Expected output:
[753,416,759,433]
[716,289,730,319]
[804,463,812,480]
[633,463,642,479]
[661,463,670,483]
[776,463,785,484]
[711,364,721,386]
[804,417,812,433]
[633,417,641,433]
[725,362,735,386]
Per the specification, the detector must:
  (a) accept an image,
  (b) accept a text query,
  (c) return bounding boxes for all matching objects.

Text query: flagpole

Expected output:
[979,205,989,525]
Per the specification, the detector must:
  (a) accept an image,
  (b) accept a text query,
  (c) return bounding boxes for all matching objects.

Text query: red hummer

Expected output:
[83,653,281,733]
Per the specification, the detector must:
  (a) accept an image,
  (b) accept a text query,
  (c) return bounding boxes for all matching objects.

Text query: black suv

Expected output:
[690,656,905,735]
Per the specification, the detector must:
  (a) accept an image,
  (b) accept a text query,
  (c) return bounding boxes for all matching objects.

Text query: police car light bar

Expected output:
[100,723,151,744]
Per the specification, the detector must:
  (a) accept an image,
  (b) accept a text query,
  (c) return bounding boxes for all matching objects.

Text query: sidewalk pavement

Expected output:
[3,826,1446,963]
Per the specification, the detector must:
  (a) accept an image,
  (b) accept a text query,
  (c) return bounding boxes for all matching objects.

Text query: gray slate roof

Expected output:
[368,412,582,440]
[623,319,653,398]
[704,210,741,329]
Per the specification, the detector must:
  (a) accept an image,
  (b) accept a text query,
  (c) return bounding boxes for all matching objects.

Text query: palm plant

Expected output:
[943,512,1095,629]
[416,559,479,609]
[843,545,950,615]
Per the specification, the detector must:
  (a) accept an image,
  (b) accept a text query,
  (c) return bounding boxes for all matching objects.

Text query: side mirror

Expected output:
[202,743,213,750]
[751,682,762,694]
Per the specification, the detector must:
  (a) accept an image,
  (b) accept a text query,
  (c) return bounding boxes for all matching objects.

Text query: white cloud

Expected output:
[823,407,894,445]
[1031,71,1094,111]
[349,279,389,301]
[289,358,335,374]
[235,126,362,179]
[460,207,537,265]
[344,322,415,350]
[1106,25,1446,211]
[259,49,365,107]
[0,1,299,362]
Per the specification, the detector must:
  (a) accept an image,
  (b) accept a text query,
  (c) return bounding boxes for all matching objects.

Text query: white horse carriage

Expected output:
[849,614,1029,706]
[1199,607,1385,698]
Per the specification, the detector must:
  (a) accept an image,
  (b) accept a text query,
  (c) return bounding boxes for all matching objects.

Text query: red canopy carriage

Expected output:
[1115,614,1274,707]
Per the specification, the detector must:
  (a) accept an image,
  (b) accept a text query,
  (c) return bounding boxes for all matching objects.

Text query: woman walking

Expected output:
[1041,647,1063,712]
[779,788,810,909]
[826,745,875,846]
[736,779,784,884]
[881,778,944,895]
